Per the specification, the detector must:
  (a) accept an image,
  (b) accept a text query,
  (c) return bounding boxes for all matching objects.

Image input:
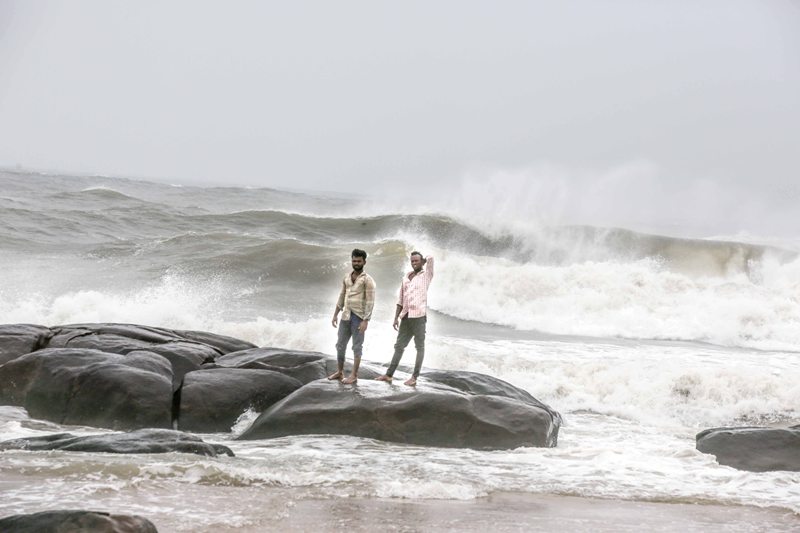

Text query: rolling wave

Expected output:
[2,169,800,348]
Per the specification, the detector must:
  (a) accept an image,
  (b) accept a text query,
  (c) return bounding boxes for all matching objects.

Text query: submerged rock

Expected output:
[0,510,158,533]
[0,428,234,457]
[696,425,800,472]
[179,368,303,432]
[238,379,560,449]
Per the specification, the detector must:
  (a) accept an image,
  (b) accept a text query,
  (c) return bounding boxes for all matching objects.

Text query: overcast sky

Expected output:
[1,1,798,236]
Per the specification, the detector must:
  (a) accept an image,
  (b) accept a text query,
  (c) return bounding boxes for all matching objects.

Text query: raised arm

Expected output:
[424,255,434,281]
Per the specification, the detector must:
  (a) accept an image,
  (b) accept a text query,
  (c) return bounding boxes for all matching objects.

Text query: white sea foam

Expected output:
[2,263,798,432]
[429,249,800,351]
[0,272,401,356]
[426,337,800,429]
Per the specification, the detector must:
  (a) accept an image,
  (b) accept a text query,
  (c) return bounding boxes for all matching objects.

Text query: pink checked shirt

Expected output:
[397,256,434,318]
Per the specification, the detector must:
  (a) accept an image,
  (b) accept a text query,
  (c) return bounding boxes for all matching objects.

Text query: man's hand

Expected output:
[393,317,399,331]
[332,315,339,328]
[358,320,369,333]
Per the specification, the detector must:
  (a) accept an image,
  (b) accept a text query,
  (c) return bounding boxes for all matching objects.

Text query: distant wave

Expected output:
[4,194,794,277]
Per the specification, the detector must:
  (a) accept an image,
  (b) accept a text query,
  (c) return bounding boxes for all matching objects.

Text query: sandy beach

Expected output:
[256,492,800,533]
[3,470,797,533]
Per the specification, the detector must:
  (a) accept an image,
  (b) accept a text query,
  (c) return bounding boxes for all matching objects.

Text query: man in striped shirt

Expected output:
[329,248,376,384]
[376,251,434,386]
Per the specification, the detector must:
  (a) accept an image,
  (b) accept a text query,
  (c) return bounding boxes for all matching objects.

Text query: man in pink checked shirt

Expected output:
[375,251,434,386]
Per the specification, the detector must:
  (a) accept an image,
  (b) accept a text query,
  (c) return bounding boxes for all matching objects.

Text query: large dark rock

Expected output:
[0,510,158,533]
[238,379,561,449]
[0,324,51,365]
[215,347,381,384]
[172,328,256,354]
[0,348,173,430]
[422,370,562,420]
[0,428,234,457]
[0,323,259,394]
[46,324,236,391]
[179,368,303,432]
[696,425,800,472]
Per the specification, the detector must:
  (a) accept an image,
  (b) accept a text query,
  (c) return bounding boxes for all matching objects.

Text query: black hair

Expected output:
[410,251,423,259]
[351,248,367,260]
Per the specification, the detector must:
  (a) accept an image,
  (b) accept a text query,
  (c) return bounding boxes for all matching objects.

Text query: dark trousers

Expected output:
[386,316,426,378]
[336,313,364,367]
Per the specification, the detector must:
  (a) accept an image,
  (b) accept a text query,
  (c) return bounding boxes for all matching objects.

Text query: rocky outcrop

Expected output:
[178,368,303,432]
[0,323,261,430]
[0,510,158,533]
[696,425,800,472]
[238,379,560,449]
[45,323,252,391]
[0,348,174,430]
[0,323,563,450]
[0,428,233,457]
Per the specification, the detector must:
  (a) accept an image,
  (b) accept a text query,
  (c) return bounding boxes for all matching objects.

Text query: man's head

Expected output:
[410,251,425,272]
[351,248,367,272]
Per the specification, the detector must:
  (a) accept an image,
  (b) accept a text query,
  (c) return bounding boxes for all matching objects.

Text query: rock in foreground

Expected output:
[0,428,234,457]
[0,510,158,533]
[696,425,800,472]
[238,378,560,449]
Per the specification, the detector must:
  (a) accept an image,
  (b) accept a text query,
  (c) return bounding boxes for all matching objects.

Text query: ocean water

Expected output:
[1,170,799,529]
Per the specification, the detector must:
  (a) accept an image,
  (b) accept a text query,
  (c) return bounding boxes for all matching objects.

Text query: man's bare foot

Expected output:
[375,375,393,383]
[404,376,417,386]
[327,370,343,380]
[342,374,358,384]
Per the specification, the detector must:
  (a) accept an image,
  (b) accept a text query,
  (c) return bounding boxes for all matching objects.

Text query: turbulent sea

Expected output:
[1,170,799,530]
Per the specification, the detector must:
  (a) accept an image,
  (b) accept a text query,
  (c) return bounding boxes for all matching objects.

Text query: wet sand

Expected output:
[241,492,799,533]
[5,481,796,533]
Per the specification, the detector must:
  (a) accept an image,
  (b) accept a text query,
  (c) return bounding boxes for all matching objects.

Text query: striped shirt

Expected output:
[337,271,376,321]
[397,256,434,318]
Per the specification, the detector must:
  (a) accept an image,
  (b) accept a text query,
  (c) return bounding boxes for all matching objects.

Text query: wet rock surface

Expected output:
[178,368,303,432]
[0,323,562,450]
[238,379,561,449]
[696,425,800,472]
[0,428,234,457]
[0,347,174,430]
[0,510,159,533]
[215,347,382,384]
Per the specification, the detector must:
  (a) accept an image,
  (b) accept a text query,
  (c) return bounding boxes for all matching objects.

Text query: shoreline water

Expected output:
[2,476,797,533]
